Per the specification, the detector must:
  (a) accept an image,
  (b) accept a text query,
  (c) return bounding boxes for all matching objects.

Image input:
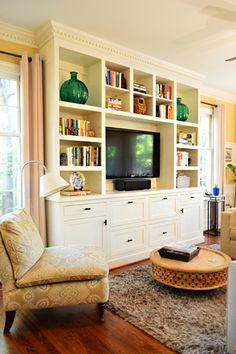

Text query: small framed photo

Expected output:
[225,147,232,162]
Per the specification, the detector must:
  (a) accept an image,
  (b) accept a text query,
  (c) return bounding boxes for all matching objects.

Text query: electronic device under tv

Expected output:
[106,128,160,189]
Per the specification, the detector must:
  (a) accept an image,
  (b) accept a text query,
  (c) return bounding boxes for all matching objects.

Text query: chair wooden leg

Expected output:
[97,302,107,322]
[4,311,16,334]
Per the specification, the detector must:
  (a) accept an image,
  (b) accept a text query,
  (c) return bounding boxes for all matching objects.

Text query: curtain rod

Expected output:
[200,101,218,108]
[0,50,32,62]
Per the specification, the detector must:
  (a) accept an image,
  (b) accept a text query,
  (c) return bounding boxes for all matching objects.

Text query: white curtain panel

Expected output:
[213,105,226,194]
[20,52,46,244]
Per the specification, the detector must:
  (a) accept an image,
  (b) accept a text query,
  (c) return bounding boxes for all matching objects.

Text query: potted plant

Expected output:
[212,184,220,196]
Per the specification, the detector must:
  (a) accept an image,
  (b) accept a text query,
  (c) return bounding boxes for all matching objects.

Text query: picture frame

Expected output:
[225,147,232,162]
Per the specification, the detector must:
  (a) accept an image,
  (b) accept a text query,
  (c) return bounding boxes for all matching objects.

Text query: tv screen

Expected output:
[106,128,160,179]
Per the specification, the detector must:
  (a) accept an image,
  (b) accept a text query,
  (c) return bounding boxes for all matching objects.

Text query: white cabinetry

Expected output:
[47,189,204,268]
[180,192,203,242]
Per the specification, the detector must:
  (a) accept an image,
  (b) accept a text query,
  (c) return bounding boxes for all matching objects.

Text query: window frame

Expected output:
[0,60,21,215]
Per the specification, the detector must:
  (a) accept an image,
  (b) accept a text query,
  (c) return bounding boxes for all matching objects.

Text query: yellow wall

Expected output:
[201,95,236,184]
[0,38,37,63]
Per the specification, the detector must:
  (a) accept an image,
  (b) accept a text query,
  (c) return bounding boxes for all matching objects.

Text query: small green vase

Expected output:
[60,71,89,104]
[177,97,189,121]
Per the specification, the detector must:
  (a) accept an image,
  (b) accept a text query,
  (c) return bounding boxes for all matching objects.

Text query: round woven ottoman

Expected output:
[150,248,231,290]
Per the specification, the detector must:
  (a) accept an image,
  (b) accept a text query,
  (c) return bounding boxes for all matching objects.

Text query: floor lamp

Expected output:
[21,160,69,203]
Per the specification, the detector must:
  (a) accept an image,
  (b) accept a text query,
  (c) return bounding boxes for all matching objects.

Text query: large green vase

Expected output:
[60,71,89,104]
[177,97,189,121]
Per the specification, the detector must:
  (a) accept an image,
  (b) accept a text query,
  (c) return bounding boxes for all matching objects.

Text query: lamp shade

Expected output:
[40,172,69,197]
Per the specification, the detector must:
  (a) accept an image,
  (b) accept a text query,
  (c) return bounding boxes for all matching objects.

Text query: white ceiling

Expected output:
[1,0,236,98]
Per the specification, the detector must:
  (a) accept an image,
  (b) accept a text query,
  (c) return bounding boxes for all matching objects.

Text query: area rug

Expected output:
[107,264,227,354]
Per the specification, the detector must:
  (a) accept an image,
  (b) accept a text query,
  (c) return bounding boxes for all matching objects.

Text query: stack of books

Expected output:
[106,97,122,110]
[176,151,189,167]
[133,82,147,94]
[158,243,200,262]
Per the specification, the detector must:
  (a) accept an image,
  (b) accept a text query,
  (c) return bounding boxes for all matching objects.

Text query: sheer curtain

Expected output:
[20,52,46,244]
[214,104,226,194]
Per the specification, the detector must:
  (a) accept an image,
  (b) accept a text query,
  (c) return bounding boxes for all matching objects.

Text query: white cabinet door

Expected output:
[149,195,179,219]
[109,198,147,227]
[149,219,178,247]
[63,217,107,249]
[109,225,146,258]
[180,204,202,241]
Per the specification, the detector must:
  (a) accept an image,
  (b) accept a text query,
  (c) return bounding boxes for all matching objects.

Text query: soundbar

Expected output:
[114,178,151,191]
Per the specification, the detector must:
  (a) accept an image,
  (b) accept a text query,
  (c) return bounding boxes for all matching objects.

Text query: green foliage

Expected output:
[227,163,236,176]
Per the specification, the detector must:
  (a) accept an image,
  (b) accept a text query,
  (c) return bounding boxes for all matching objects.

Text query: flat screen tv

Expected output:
[106,127,160,179]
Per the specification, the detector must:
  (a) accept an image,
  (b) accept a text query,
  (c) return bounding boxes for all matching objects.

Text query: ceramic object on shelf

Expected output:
[177,97,189,121]
[60,71,88,104]
[70,171,86,191]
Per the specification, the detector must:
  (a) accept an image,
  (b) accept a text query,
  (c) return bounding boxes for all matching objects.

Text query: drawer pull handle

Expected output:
[162,231,167,235]
[180,208,184,213]
[84,207,91,210]
[128,201,133,204]
[104,220,107,226]
[190,196,195,199]
[163,197,168,200]
[126,239,133,242]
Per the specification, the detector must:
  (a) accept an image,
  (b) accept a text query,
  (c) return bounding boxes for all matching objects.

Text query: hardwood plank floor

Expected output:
[0,235,220,354]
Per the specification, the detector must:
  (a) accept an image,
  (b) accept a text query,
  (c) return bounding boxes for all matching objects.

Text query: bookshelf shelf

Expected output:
[156,97,173,104]
[176,144,198,150]
[60,166,102,172]
[59,135,102,143]
[59,101,102,114]
[106,85,129,93]
[133,91,153,98]
[176,166,199,171]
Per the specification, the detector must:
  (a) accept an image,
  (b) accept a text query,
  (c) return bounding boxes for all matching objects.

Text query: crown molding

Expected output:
[36,21,205,84]
[0,20,37,48]
[201,85,236,104]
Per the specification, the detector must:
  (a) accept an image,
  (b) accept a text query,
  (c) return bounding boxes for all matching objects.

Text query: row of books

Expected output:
[177,131,197,145]
[60,145,101,167]
[59,118,91,136]
[156,105,173,119]
[105,69,126,88]
[156,84,171,100]
[176,151,189,167]
[159,243,200,262]
[133,82,147,94]
[106,97,122,110]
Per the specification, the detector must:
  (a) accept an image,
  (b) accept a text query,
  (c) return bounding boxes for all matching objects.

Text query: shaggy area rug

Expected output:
[108,264,227,354]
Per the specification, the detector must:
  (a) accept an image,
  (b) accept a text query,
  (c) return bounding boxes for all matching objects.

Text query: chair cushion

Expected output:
[16,246,109,288]
[230,227,236,241]
[0,209,44,280]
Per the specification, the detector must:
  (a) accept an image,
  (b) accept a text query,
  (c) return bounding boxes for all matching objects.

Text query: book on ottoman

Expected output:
[158,243,200,262]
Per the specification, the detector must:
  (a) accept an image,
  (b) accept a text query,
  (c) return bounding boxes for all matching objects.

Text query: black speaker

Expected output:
[114,178,151,191]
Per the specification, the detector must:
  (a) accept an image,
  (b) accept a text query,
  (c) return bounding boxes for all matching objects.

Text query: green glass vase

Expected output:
[60,71,89,104]
[177,97,189,121]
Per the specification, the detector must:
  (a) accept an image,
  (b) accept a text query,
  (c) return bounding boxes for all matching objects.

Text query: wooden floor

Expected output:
[0,234,220,354]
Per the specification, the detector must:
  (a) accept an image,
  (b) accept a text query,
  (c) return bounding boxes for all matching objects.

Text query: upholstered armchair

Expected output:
[0,209,109,333]
[221,208,236,259]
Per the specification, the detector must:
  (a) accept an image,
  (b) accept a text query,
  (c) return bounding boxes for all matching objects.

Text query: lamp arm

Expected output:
[21,160,47,208]
[21,160,47,174]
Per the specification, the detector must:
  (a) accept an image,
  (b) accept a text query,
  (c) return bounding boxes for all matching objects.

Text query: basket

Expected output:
[134,97,146,114]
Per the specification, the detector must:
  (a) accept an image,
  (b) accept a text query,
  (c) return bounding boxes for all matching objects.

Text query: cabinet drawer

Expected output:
[181,193,202,205]
[63,218,105,248]
[63,202,107,220]
[149,195,178,219]
[109,226,146,257]
[149,221,178,247]
[109,198,147,226]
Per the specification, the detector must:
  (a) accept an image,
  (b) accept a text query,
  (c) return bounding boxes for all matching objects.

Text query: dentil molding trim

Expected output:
[0,20,37,48]
[36,21,205,84]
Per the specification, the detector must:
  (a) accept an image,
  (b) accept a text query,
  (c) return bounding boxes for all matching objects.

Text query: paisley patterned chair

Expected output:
[0,209,109,333]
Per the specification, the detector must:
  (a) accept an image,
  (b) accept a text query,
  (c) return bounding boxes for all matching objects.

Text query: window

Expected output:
[200,106,214,192]
[0,62,21,216]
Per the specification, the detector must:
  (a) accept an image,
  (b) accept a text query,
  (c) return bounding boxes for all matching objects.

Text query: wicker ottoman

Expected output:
[150,248,231,290]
